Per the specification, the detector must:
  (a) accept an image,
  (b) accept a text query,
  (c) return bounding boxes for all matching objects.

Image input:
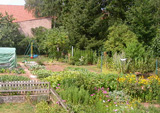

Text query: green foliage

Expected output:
[62,0,108,50]
[112,52,131,73]
[32,27,69,59]
[29,65,45,71]
[43,68,160,112]
[0,12,25,54]
[0,68,25,74]
[126,0,157,45]
[118,75,160,102]
[32,69,53,79]
[25,0,160,60]
[0,103,34,113]
[125,42,146,59]
[44,68,118,92]
[35,101,65,113]
[105,24,137,54]
[64,67,89,72]
[152,29,160,57]
[104,51,155,73]
[129,57,155,73]
[109,90,131,103]
[69,49,97,65]
[59,86,90,105]
[106,0,134,21]
[0,75,29,82]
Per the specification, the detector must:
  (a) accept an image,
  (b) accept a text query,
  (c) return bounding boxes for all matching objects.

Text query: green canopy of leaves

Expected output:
[105,24,137,54]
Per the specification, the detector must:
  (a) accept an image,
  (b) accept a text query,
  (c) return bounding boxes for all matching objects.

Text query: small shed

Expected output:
[0,48,17,68]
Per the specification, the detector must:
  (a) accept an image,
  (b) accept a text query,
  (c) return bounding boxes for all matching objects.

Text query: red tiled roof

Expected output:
[0,5,37,22]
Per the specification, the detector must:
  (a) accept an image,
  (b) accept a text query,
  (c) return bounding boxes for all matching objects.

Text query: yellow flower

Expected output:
[138,79,148,85]
[118,77,126,82]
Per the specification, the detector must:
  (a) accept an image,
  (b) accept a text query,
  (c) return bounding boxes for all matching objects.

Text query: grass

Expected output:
[0,103,35,113]
[17,55,50,63]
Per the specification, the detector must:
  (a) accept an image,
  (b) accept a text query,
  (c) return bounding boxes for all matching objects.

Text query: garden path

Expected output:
[19,62,38,81]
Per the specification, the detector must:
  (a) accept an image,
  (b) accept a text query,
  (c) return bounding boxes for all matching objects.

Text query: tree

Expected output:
[61,0,108,50]
[106,0,134,23]
[126,0,157,45]
[25,0,64,27]
[104,23,137,54]
[0,12,24,53]
[25,0,109,50]
[32,27,69,58]
[152,29,160,57]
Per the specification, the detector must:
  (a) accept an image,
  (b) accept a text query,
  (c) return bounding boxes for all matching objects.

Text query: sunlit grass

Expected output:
[0,103,35,113]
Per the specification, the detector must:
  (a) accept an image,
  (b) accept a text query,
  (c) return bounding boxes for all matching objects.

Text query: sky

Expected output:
[0,0,25,5]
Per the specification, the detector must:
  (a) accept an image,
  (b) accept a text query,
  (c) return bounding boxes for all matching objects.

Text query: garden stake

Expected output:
[156,59,158,75]
[72,46,74,57]
[101,52,103,73]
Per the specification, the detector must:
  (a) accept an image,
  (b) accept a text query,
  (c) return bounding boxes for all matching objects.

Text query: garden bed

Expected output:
[42,67,160,112]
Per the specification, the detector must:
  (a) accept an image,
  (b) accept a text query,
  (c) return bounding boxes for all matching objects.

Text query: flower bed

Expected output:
[43,67,160,112]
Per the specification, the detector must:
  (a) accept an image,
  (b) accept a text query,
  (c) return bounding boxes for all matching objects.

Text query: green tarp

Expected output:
[0,47,17,68]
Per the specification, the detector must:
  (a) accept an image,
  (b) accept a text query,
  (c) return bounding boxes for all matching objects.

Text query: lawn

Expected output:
[0,103,35,113]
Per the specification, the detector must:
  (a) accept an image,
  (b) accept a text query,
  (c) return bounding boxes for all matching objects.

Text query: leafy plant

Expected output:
[69,49,97,65]
[0,75,29,82]
[29,65,45,71]
[0,68,25,74]
[32,69,53,79]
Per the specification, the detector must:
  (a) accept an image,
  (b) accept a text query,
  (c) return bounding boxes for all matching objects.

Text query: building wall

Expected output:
[17,17,52,37]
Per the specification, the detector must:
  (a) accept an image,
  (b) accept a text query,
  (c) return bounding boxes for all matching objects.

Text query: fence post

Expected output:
[72,46,74,57]
[156,59,158,75]
[101,52,103,73]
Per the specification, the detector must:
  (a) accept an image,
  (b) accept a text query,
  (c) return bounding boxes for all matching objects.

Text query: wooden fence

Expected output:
[0,81,49,94]
[0,81,70,112]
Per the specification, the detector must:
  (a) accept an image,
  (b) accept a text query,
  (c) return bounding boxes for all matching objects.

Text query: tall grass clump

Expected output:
[69,48,97,65]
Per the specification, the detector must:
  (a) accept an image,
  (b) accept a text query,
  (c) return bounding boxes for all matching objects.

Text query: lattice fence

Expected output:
[0,81,49,94]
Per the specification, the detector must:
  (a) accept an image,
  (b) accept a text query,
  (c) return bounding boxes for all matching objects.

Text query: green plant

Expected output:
[32,69,53,79]
[109,90,131,103]
[69,49,97,65]
[118,74,160,102]
[113,52,130,73]
[29,65,45,71]
[35,101,66,113]
[0,68,25,74]
[0,75,29,82]
[0,68,5,73]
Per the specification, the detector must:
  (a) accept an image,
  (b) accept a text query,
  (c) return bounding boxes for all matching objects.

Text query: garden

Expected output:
[0,0,160,112]
[26,64,159,113]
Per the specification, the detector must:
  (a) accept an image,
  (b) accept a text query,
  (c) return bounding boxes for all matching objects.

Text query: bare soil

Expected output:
[141,103,160,108]
[45,64,67,72]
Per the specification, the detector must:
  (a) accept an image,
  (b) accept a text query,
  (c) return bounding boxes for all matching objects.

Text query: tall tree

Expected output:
[0,12,25,54]
[61,0,108,50]
[126,0,158,45]
[106,0,134,23]
[25,0,109,50]
[25,0,64,27]
[0,13,21,47]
